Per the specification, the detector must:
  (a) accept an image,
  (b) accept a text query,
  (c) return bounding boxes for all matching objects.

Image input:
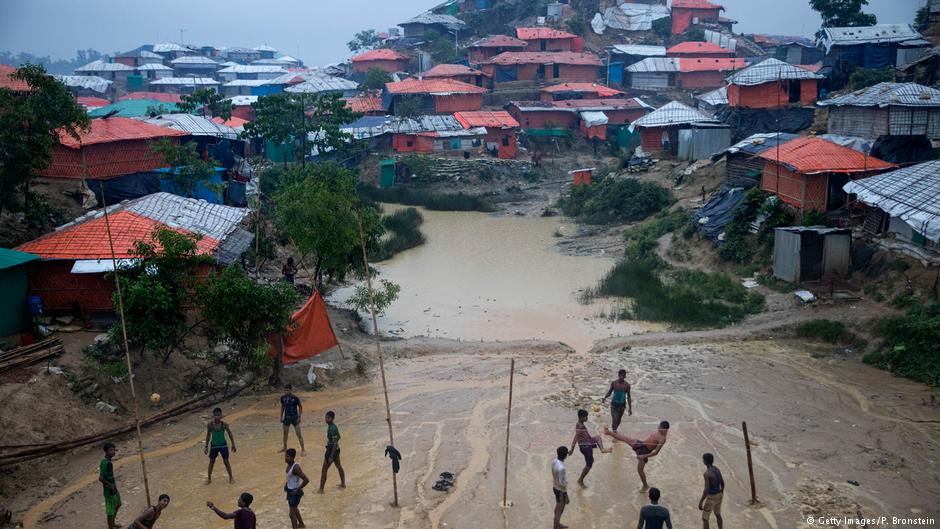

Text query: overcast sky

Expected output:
[0,0,925,66]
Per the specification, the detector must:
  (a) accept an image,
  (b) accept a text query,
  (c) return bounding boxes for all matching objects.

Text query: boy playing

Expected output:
[204,407,237,484]
[569,409,611,487]
[99,442,121,529]
[319,410,346,493]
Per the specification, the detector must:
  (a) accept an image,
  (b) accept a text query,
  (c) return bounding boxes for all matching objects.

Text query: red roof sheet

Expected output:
[798,62,823,73]
[488,51,602,66]
[453,110,520,129]
[678,57,747,72]
[470,35,528,48]
[516,27,579,40]
[118,92,183,103]
[57,117,186,149]
[16,210,219,260]
[351,49,410,63]
[77,96,111,108]
[540,83,625,96]
[385,78,487,95]
[0,64,31,92]
[211,116,249,128]
[672,0,723,9]
[667,41,731,54]
[758,137,896,174]
[422,64,487,78]
[344,95,385,113]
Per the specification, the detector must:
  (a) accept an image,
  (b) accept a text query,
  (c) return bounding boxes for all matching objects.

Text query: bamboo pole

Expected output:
[99,183,153,507]
[254,171,261,273]
[502,357,515,507]
[355,210,399,507]
[742,421,758,505]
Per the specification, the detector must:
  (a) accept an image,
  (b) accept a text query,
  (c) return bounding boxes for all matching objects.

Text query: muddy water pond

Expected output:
[330,205,662,352]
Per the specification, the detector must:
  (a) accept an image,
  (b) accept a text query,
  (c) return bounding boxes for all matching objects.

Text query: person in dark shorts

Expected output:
[99,442,121,529]
[638,487,673,529]
[318,410,346,493]
[207,492,256,529]
[569,409,611,487]
[130,494,170,529]
[605,420,670,492]
[699,453,725,529]
[282,257,297,284]
[284,448,309,529]
[602,369,632,431]
[279,384,305,456]
[552,446,569,529]
[204,407,237,484]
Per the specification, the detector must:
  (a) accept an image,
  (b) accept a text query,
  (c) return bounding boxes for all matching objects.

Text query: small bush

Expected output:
[358,184,493,212]
[867,301,940,386]
[557,175,672,224]
[801,209,830,227]
[848,68,895,90]
[796,319,847,343]
[372,207,426,261]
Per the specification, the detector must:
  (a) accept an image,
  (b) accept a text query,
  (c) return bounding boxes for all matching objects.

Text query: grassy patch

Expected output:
[372,207,426,262]
[865,301,940,387]
[625,208,692,261]
[358,184,493,212]
[796,319,847,343]
[557,175,672,225]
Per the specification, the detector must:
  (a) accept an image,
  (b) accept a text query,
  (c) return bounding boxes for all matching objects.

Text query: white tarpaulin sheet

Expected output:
[843,160,940,242]
[594,3,670,33]
[580,111,609,127]
[71,259,139,274]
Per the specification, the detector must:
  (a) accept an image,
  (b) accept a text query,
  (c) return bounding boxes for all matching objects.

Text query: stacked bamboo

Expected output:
[0,338,63,375]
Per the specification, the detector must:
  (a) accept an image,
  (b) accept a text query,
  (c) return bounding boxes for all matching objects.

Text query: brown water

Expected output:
[330,206,662,352]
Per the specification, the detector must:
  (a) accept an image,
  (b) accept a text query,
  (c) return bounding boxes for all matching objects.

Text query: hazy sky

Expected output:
[0,0,925,66]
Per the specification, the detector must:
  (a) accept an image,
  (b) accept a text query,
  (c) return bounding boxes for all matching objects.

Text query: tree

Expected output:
[178,88,233,120]
[347,29,381,53]
[362,67,393,91]
[809,0,877,27]
[394,95,425,119]
[199,265,298,379]
[346,279,400,316]
[272,163,384,288]
[304,92,361,160]
[150,138,219,199]
[0,64,88,215]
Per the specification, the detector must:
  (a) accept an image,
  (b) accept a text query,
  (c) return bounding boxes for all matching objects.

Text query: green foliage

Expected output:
[557,174,672,224]
[358,184,493,212]
[915,5,930,27]
[624,209,691,263]
[810,0,877,27]
[866,301,940,386]
[372,207,426,261]
[178,88,233,120]
[198,265,299,376]
[362,67,393,91]
[347,29,381,53]
[652,17,673,40]
[273,163,384,285]
[83,340,128,379]
[684,28,706,41]
[566,14,586,36]
[394,94,425,119]
[424,31,463,65]
[401,154,436,179]
[150,138,219,199]
[346,279,401,317]
[796,319,847,342]
[801,209,830,227]
[848,67,894,90]
[0,64,89,215]
[719,189,793,263]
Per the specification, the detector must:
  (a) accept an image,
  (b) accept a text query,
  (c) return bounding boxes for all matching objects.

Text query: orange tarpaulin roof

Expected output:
[758,137,896,174]
[269,291,338,365]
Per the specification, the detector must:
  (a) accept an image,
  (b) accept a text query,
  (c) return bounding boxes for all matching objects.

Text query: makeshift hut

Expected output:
[341,115,486,155]
[772,226,852,283]
[468,35,528,65]
[344,95,386,116]
[817,24,929,88]
[217,64,287,82]
[88,99,182,118]
[816,82,940,142]
[516,27,583,52]
[148,77,220,94]
[671,0,724,34]
[507,98,652,136]
[421,64,489,87]
[399,12,466,38]
[539,83,626,102]
[453,110,520,158]
[726,58,824,109]
[625,57,744,90]
[383,78,486,115]
[629,101,719,154]
[54,75,114,99]
[757,137,895,212]
[666,41,735,58]
[606,45,667,85]
[0,249,39,337]
[15,193,252,313]
[351,49,411,74]
[711,133,797,188]
[169,55,220,77]
[481,52,602,85]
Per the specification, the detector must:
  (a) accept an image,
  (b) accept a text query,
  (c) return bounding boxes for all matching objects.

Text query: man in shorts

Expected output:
[204,407,237,484]
[130,494,170,529]
[279,384,305,456]
[569,409,611,487]
[285,448,309,529]
[552,446,569,529]
[207,492,256,529]
[99,442,121,529]
[319,410,346,493]
[604,420,670,492]
[699,453,725,529]
[638,487,673,529]
[601,369,632,431]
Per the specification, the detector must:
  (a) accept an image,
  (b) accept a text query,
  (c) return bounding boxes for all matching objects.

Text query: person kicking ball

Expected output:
[604,420,670,492]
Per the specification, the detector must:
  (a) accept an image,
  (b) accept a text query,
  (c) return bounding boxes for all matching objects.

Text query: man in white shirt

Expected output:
[552,446,570,529]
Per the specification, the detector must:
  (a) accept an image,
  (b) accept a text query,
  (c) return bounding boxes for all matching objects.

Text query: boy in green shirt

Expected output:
[318,411,346,493]
[99,442,121,529]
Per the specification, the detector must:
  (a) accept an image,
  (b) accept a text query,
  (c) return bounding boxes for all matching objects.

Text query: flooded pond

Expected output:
[331,205,662,352]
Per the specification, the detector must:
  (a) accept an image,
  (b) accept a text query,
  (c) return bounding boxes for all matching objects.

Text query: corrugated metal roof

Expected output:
[127,192,248,242]
[726,58,824,85]
[75,60,133,72]
[423,64,486,77]
[818,24,922,52]
[667,41,731,54]
[0,248,39,270]
[470,35,528,48]
[696,86,728,106]
[626,57,680,72]
[386,78,486,95]
[224,79,270,87]
[817,82,940,108]
[843,160,940,242]
[77,96,111,108]
[218,64,286,74]
[59,116,185,147]
[601,4,671,32]
[170,55,218,65]
[226,95,258,106]
[757,136,895,174]
[609,44,667,57]
[152,43,192,53]
[672,0,723,9]
[680,57,746,72]
[136,63,174,71]
[630,101,718,129]
[149,77,220,85]
[541,83,625,96]
[283,75,359,94]
[253,45,278,52]
[341,115,466,139]
[453,110,519,129]
[713,132,797,159]
[516,27,578,40]
[145,114,240,139]
[87,99,182,118]
[55,75,113,93]
[344,96,385,113]
[351,49,411,62]
[116,49,162,59]
[488,51,602,66]
[510,98,651,112]
[119,92,182,103]
[400,12,466,30]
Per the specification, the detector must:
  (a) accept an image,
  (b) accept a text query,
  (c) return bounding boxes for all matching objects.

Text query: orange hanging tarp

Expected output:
[269,291,339,365]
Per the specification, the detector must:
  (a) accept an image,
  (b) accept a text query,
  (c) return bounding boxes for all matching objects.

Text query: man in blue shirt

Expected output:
[638,487,672,529]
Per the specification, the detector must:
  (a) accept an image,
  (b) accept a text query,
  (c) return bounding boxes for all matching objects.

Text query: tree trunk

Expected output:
[269,333,285,386]
[314,255,323,292]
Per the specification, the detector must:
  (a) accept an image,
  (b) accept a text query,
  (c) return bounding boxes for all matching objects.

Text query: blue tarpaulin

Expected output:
[495,65,518,83]
[694,186,749,243]
[863,43,891,68]
[87,172,162,206]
